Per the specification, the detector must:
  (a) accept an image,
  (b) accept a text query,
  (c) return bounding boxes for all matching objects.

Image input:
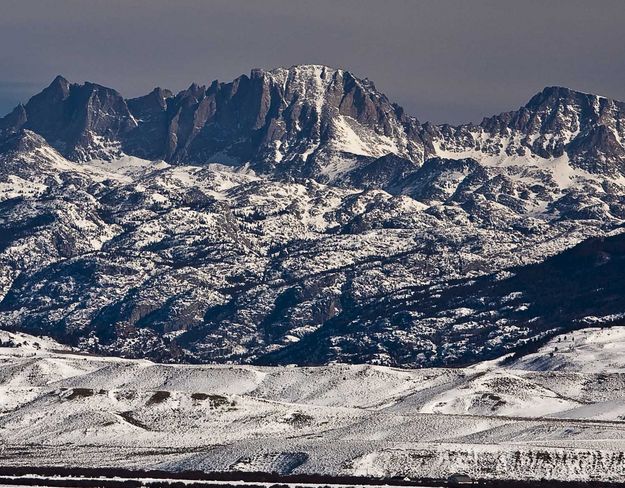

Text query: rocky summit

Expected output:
[1,65,625,366]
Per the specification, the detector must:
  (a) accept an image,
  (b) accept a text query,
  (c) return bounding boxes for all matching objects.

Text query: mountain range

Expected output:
[1,64,624,366]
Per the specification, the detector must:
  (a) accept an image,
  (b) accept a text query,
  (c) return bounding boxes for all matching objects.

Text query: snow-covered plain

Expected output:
[2,328,625,482]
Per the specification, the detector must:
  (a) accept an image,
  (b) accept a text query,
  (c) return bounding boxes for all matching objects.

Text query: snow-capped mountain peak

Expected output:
[2,67,625,367]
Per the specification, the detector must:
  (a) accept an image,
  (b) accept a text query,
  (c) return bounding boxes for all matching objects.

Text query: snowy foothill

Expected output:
[2,328,625,482]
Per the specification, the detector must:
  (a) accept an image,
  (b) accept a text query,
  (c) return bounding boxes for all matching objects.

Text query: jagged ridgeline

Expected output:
[1,65,625,365]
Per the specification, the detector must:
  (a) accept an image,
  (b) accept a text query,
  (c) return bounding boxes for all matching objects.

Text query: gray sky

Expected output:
[1,0,624,124]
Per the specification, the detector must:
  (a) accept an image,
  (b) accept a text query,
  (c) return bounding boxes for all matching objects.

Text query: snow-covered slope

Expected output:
[3,329,625,482]
[2,66,625,367]
[0,129,624,366]
[510,326,625,373]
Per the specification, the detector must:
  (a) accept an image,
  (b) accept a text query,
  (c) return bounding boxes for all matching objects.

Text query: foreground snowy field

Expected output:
[2,328,625,482]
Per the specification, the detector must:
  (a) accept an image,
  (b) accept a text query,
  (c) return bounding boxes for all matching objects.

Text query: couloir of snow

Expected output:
[2,327,625,482]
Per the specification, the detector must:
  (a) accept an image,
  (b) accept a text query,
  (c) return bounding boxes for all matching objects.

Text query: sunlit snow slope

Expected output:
[2,328,625,482]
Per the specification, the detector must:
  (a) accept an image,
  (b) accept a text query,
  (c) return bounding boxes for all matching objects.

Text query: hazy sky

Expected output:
[1,0,624,123]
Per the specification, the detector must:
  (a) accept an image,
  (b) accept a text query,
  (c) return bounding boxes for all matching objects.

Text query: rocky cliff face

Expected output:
[4,66,625,184]
[1,65,625,366]
[1,66,431,182]
[1,75,137,161]
[432,86,625,177]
